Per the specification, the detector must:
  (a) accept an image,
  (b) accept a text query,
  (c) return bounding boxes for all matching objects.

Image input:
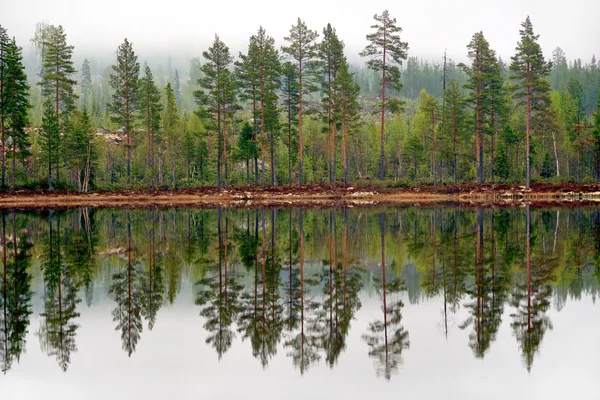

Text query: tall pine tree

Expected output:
[510,16,552,189]
[333,58,360,186]
[318,24,344,184]
[460,31,497,184]
[194,35,235,191]
[138,64,162,188]
[360,10,409,180]
[3,38,30,191]
[282,18,319,185]
[38,25,77,185]
[109,38,140,187]
[40,99,60,190]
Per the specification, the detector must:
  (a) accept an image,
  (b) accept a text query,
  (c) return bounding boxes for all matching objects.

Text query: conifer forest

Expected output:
[1,12,600,192]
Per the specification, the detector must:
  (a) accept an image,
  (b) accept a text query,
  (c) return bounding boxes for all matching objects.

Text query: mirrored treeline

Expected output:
[0,206,599,378]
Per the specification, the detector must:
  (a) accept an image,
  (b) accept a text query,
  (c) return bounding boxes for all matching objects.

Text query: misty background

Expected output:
[4,0,599,82]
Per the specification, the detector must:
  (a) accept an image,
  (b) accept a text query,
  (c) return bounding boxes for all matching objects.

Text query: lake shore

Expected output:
[0,183,599,209]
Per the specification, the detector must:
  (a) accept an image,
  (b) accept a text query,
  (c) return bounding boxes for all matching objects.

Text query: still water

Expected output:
[0,206,599,399]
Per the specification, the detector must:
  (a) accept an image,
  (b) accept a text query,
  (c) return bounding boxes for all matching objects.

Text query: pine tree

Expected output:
[80,58,92,109]
[360,10,409,180]
[0,26,10,190]
[510,16,552,189]
[3,38,30,191]
[243,27,281,187]
[593,91,600,183]
[109,38,140,187]
[567,77,586,183]
[442,79,467,183]
[65,109,95,192]
[280,61,299,186]
[488,56,509,183]
[237,122,257,183]
[40,99,60,190]
[39,25,77,124]
[333,58,360,186]
[174,69,181,105]
[318,24,344,184]
[38,25,77,185]
[138,64,162,188]
[163,83,180,188]
[282,18,319,185]
[194,35,235,191]
[417,89,440,187]
[459,31,497,184]
[235,38,260,185]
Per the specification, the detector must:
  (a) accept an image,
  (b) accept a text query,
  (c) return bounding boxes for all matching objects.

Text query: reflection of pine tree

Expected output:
[318,209,363,367]
[284,210,321,374]
[460,210,511,358]
[39,212,80,371]
[0,212,33,373]
[282,209,301,332]
[109,213,143,357]
[141,212,164,331]
[362,213,409,380]
[196,208,243,359]
[238,210,284,367]
[510,206,555,372]
[63,208,97,307]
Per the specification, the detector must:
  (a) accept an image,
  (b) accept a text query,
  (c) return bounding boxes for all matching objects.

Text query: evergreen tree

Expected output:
[442,79,467,183]
[0,26,10,190]
[593,92,600,182]
[333,58,360,186]
[460,31,497,184]
[3,38,30,191]
[236,122,257,183]
[138,64,162,188]
[248,27,281,187]
[163,83,180,188]
[417,89,440,187]
[39,25,77,124]
[80,58,92,109]
[38,25,77,184]
[495,145,510,182]
[318,24,344,184]
[194,35,235,191]
[65,109,95,192]
[510,16,552,189]
[40,99,60,190]
[174,69,181,105]
[235,40,260,185]
[280,61,299,186]
[488,56,509,183]
[282,18,319,185]
[109,38,140,187]
[360,10,409,180]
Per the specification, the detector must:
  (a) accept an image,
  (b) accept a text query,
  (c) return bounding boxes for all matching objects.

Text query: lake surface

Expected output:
[0,205,599,399]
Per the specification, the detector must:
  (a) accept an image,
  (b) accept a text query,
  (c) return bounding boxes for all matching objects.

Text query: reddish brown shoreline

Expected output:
[0,183,599,209]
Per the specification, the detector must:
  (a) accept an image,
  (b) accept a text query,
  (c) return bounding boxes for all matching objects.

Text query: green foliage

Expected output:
[38,25,77,126]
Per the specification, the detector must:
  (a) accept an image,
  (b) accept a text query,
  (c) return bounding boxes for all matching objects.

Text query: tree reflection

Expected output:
[0,211,33,373]
[510,204,556,371]
[38,211,81,371]
[363,213,409,380]
[109,211,143,356]
[284,209,321,374]
[141,210,164,330]
[196,208,243,359]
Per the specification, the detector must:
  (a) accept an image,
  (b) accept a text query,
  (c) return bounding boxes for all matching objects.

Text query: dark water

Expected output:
[0,206,599,399]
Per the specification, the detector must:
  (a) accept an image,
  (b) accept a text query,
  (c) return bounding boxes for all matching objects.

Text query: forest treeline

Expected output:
[1,207,599,375]
[1,12,600,191]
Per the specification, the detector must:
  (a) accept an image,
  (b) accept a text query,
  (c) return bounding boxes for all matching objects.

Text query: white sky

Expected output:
[3,0,599,66]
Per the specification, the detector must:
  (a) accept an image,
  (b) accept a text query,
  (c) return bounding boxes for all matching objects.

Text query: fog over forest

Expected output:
[4,0,600,77]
